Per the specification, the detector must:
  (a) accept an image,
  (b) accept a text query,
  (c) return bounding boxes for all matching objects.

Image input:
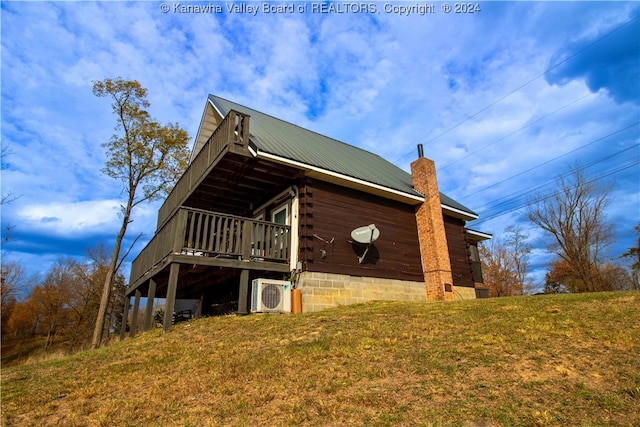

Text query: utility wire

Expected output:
[470,159,640,227]
[440,91,595,171]
[471,142,640,214]
[459,121,640,200]
[474,157,638,223]
[393,13,640,165]
[475,156,640,221]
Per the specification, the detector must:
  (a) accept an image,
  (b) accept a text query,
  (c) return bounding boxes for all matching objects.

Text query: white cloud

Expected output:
[19,200,123,236]
[1,1,638,283]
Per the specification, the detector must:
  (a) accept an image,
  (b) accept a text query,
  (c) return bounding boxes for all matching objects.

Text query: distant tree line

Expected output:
[1,245,126,352]
[480,168,640,296]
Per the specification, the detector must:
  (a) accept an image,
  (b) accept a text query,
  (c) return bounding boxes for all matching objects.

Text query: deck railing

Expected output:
[157,110,250,230]
[130,207,290,285]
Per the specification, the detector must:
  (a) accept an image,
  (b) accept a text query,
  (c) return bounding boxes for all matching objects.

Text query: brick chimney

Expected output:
[411,145,454,301]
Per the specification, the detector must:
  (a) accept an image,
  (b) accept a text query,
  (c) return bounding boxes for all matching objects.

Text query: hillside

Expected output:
[2,292,639,426]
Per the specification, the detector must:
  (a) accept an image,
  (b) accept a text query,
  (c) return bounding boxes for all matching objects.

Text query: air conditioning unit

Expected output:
[251,279,292,313]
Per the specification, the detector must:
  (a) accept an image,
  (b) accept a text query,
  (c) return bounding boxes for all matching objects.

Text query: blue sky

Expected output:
[2,1,639,288]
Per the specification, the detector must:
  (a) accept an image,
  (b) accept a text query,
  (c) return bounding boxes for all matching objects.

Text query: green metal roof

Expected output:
[208,95,477,218]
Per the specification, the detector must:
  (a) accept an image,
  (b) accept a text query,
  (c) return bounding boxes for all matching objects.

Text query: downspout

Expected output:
[289,185,303,313]
[289,185,300,272]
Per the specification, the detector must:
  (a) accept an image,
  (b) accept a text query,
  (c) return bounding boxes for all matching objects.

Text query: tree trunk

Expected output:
[44,326,56,351]
[91,199,132,349]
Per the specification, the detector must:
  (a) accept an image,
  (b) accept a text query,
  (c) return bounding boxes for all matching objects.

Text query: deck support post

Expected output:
[237,269,250,315]
[237,220,252,315]
[119,295,131,341]
[163,263,180,333]
[143,279,157,331]
[195,294,203,318]
[129,290,141,338]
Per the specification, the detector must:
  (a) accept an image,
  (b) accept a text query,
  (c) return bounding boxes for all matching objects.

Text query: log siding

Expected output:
[298,180,424,281]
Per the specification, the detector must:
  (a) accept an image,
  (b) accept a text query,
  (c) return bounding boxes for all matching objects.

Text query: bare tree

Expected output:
[621,222,640,289]
[599,261,636,291]
[1,144,17,206]
[90,78,189,348]
[479,225,532,297]
[1,144,19,244]
[528,168,614,293]
[504,224,533,293]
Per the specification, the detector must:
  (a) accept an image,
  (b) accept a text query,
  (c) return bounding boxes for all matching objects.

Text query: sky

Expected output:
[2,1,639,290]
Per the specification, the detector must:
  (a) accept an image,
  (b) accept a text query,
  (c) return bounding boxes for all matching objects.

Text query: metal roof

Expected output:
[208,95,477,218]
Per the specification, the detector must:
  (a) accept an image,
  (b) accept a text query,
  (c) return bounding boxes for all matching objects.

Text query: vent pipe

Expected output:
[417,143,424,158]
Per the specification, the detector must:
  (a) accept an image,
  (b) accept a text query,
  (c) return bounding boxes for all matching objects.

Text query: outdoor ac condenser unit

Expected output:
[251,279,292,313]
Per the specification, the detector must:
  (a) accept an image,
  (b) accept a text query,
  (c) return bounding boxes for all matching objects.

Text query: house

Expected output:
[120,95,491,337]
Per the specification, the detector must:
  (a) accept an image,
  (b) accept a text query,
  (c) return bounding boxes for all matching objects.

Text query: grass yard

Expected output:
[2,291,639,426]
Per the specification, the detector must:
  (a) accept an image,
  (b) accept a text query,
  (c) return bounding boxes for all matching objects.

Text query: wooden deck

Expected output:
[157,109,250,230]
[122,108,298,335]
[129,207,291,290]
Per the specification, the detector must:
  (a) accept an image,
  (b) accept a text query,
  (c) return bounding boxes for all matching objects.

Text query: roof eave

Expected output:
[190,98,223,162]
[465,228,493,241]
[249,146,425,205]
[441,204,478,221]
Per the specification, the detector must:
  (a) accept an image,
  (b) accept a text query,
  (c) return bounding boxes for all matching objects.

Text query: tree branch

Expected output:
[116,232,145,274]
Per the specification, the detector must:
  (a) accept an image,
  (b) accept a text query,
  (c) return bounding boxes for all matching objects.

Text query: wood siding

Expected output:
[444,216,475,288]
[298,180,423,281]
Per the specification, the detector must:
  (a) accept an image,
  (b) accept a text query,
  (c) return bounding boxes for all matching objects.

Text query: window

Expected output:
[271,204,289,225]
[270,203,289,258]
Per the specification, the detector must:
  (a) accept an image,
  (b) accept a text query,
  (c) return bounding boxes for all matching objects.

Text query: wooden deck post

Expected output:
[129,290,141,338]
[119,295,130,341]
[143,279,157,331]
[237,219,252,315]
[237,269,250,315]
[173,209,188,253]
[163,263,180,333]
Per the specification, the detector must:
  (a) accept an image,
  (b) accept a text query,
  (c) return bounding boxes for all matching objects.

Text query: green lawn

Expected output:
[2,291,639,426]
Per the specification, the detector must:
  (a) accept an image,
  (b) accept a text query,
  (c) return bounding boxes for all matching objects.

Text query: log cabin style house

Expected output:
[121,95,491,336]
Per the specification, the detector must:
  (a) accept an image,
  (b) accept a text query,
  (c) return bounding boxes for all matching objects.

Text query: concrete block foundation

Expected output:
[297,271,427,313]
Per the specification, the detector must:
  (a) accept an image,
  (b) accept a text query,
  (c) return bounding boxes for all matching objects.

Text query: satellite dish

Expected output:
[350,224,380,264]
[351,224,380,244]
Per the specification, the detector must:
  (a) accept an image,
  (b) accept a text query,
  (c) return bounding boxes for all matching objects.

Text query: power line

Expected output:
[473,156,638,224]
[459,121,640,200]
[393,13,640,166]
[471,142,640,214]
[475,157,640,222]
[470,159,640,227]
[440,91,595,171]
[423,14,638,146]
